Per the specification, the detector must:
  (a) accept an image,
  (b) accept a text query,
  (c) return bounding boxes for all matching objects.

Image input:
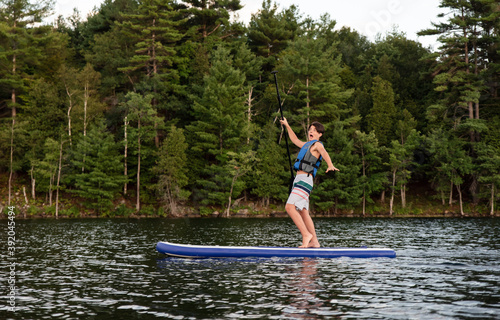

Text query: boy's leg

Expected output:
[285,203,313,247]
[299,209,320,247]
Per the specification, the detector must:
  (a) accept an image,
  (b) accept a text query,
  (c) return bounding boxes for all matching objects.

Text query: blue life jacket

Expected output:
[293,140,323,177]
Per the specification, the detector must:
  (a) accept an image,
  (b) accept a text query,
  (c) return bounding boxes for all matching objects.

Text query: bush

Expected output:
[113,204,135,217]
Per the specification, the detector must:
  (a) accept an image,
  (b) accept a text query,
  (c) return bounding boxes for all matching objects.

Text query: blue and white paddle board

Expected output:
[156,241,396,259]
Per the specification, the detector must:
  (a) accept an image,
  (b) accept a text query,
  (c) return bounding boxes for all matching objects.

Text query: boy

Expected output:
[280,118,339,248]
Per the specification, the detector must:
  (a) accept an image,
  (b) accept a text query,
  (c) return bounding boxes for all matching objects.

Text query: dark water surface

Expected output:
[1,217,499,319]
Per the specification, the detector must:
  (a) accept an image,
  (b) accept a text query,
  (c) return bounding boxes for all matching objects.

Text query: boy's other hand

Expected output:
[326,166,340,173]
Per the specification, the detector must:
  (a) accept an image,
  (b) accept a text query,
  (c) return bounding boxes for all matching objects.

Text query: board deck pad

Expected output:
[156,241,396,259]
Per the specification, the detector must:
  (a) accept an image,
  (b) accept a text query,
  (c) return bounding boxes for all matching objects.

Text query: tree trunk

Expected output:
[361,149,366,216]
[8,107,15,206]
[49,173,54,206]
[55,138,64,218]
[30,165,36,200]
[473,33,480,122]
[401,184,406,208]
[490,184,495,216]
[470,174,479,205]
[449,180,454,206]
[124,116,129,195]
[136,117,141,212]
[84,81,89,137]
[246,86,254,145]
[306,76,310,131]
[23,186,28,205]
[389,170,396,215]
[65,85,74,146]
[8,49,17,206]
[456,184,464,216]
[226,174,238,217]
[82,81,89,173]
[166,181,177,217]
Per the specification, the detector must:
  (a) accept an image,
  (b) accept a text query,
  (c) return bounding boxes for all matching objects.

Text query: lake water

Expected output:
[1,217,499,319]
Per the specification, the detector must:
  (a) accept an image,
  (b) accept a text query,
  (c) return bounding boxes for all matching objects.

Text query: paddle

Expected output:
[271,71,295,193]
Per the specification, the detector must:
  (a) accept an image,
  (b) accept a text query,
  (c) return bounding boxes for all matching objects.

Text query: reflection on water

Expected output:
[0,218,499,319]
[283,259,326,319]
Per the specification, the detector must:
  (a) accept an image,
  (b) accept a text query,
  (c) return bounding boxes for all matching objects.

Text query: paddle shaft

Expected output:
[271,71,294,192]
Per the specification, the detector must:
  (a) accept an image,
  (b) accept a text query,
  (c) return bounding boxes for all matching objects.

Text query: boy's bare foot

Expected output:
[308,241,320,248]
[299,233,313,248]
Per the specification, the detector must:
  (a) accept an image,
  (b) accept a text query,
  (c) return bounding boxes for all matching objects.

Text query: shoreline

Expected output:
[1,204,498,219]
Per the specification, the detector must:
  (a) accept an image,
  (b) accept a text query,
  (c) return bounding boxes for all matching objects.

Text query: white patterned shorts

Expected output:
[286,174,314,211]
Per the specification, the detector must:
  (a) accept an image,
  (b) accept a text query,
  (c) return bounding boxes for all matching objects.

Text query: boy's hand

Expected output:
[326,166,340,173]
[280,117,289,127]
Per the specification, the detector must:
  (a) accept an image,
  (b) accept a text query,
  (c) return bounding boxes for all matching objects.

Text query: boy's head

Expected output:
[308,121,324,141]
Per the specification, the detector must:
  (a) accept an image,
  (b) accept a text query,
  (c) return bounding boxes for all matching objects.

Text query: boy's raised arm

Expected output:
[280,118,305,148]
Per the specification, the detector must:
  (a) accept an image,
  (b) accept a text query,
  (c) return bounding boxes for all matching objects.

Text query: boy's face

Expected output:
[308,125,323,141]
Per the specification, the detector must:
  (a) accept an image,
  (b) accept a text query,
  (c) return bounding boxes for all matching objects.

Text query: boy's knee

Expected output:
[299,209,310,217]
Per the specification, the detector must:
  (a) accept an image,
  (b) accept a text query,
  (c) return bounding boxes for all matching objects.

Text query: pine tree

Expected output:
[0,0,53,205]
[186,46,247,206]
[70,120,127,214]
[252,123,289,206]
[476,142,500,215]
[367,76,396,146]
[117,0,186,144]
[153,125,190,216]
[78,63,105,139]
[121,92,163,211]
[276,16,354,148]
[182,0,243,41]
[181,0,244,89]
[420,0,500,205]
[419,0,499,137]
[23,78,65,200]
[312,124,363,214]
[87,26,135,94]
[117,0,184,83]
[247,0,300,73]
[35,138,60,207]
[353,130,385,216]
[386,130,420,214]
[427,128,473,215]
[232,43,262,144]
[224,150,256,217]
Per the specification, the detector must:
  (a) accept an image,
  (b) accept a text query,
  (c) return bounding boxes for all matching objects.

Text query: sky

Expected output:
[50,0,444,51]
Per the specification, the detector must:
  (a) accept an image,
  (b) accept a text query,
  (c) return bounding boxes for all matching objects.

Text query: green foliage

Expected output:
[353,130,386,213]
[277,18,353,131]
[367,76,396,146]
[116,0,184,83]
[476,142,500,213]
[252,124,289,204]
[188,47,246,157]
[69,120,127,213]
[113,203,136,217]
[153,125,190,216]
[312,123,363,213]
[426,127,473,210]
[247,0,299,72]
[0,0,499,216]
[34,138,61,195]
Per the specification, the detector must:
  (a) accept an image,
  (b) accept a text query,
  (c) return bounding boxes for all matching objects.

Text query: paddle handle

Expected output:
[272,71,294,193]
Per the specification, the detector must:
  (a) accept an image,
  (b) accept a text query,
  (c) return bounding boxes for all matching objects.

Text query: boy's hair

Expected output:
[309,121,325,135]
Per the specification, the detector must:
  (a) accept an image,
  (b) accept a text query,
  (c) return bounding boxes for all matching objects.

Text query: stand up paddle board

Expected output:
[156,241,396,259]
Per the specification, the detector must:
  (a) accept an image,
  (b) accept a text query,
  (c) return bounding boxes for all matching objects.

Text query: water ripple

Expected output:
[1,218,499,319]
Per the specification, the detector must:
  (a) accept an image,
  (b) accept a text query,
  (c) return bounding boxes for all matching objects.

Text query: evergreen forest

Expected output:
[1,0,499,217]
